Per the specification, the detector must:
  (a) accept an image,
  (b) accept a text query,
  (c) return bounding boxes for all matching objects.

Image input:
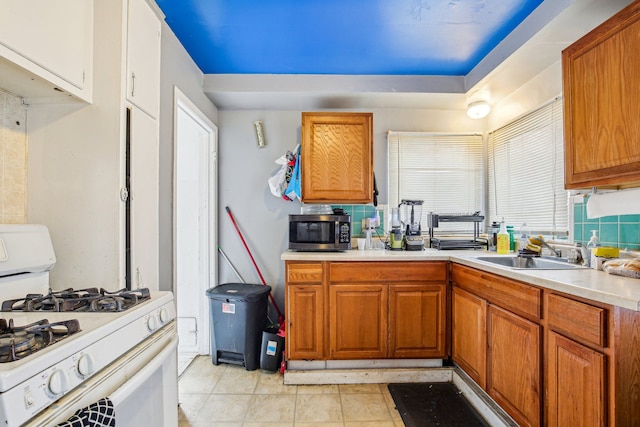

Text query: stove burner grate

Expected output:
[1,287,151,313]
[0,318,81,363]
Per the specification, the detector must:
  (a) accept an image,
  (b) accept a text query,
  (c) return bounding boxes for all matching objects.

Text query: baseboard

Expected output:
[286,358,443,371]
[284,366,452,385]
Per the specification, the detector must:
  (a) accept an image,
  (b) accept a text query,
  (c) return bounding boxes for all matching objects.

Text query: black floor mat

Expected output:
[388,382,490,427]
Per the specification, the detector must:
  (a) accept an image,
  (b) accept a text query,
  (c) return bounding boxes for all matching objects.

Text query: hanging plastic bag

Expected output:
[268,145,299,200]
[268,165,288,198]
[284,145,302,201]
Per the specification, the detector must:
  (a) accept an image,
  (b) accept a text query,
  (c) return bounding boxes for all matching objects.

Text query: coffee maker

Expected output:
[400,199,424,251]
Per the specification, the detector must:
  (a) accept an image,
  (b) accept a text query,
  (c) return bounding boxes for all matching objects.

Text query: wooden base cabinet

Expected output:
[453,264,640,427]
[545,292,607,427]
[329,261,448,360]
[285,260,448,361]
[452,264,542,427]
[389,284,447,358]
[329,284,388,359]
[285,262,325,360]
[547,331,605,427]
[487,305,541,427]
[452,287,486,388]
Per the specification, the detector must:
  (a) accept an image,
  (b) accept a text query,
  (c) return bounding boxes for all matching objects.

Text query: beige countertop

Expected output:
[281,249,640,311]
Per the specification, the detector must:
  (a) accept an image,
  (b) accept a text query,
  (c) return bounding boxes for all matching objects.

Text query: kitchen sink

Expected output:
[474,256,587,270]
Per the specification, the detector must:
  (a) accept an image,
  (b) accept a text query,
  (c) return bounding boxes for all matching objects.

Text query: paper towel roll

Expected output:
[586,188,640,218]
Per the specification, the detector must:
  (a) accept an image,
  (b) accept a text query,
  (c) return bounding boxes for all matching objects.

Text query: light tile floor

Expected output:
[178,356,405,426]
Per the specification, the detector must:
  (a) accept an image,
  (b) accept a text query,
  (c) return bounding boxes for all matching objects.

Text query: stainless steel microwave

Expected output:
[288,214,351,251]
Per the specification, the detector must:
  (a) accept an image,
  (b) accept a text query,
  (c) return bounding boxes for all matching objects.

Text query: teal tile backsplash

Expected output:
[573,198,640,250]
[333,204,385,237]
[335,199,640,250]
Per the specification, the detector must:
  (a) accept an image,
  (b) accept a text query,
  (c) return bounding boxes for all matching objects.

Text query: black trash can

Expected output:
[260,327,285,372]
[206,283,271,371]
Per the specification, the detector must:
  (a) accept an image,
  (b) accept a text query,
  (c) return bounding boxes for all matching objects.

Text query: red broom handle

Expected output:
[225,206,284,322]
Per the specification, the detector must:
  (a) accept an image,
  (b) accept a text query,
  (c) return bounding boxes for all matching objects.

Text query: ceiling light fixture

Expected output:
[466,101,491,119]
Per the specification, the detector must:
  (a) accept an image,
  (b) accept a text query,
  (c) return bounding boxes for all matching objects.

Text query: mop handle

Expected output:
[225,207,284,320]
[218,246,245,283]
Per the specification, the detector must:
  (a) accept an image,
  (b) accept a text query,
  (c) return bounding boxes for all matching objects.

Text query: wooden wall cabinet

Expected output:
[562,1,640,189]
[285,260,448,361]
[301,112,373,203]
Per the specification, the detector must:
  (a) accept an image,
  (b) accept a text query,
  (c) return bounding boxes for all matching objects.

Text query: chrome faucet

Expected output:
[529,236,562,257]
[545,243,563,258]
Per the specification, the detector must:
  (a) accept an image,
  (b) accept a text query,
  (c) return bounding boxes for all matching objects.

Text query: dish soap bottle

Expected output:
[497,220,510,254]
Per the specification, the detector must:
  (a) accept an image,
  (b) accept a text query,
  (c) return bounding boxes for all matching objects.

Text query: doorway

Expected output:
[173,87,217,375]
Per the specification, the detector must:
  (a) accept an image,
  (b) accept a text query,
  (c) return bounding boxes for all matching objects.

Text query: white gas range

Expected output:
[0,224,178,426]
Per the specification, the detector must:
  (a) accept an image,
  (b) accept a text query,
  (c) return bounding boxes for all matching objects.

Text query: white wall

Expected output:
[488,61,563,130]
[158,23,218,292]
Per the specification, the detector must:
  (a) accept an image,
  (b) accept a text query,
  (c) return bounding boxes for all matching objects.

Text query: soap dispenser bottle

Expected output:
[497,220,510,254]
[587,230,601,269]
[587,230,600,248]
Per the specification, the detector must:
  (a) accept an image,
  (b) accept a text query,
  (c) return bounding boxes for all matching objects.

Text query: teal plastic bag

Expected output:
[285,146,301,201]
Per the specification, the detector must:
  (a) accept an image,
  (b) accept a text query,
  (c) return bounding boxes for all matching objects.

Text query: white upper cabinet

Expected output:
[0,0,93,102]
[126,0,162,119]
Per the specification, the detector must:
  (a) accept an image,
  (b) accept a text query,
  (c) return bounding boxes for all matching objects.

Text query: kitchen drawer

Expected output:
[330,261,448,283]
[286,262,323,284]
[547,293,607,348]
[452,264,541,320]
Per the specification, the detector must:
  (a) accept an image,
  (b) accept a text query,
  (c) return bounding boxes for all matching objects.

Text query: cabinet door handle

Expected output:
[131,72,136,97]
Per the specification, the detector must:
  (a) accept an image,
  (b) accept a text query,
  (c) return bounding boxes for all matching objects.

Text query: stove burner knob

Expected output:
[159,308,170,324]
[146,315,157,332]
[48,369,69,395]
[77,354,95,377]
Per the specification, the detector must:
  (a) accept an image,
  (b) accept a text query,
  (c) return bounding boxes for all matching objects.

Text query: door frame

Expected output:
[172,86,217,355]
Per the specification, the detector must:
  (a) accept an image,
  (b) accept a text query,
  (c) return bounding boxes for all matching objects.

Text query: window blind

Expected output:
[487,98,567,236]
[388,132,484,233]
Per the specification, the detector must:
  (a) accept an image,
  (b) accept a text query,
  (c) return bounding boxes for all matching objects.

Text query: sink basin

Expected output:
[474,256,587,270]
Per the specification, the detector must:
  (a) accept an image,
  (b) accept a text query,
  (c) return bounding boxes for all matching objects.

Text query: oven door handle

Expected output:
[110,335,178,406]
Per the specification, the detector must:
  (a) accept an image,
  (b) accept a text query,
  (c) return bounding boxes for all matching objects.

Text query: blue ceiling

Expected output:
[155,0,544,76]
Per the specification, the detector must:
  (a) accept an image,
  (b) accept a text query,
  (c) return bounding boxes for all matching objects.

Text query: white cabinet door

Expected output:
[0,0,91,92]
[126,0,161,119]
[129,107,159,290]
